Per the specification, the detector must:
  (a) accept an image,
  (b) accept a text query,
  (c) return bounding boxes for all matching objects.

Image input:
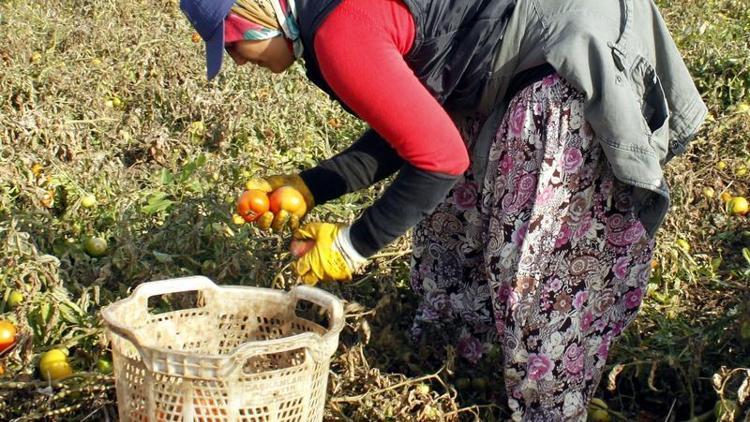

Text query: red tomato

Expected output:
[0,320,17,353]
[236,189,270,222]
[269,186,307,217]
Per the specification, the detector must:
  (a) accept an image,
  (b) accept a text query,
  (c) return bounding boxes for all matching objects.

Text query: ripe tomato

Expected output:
[236,189,270,222]
[39,349,73,381]
[0,321,16,353]
[269,186,307,217]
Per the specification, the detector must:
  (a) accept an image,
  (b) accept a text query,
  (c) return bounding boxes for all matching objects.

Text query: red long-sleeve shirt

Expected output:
[313,0,469,176]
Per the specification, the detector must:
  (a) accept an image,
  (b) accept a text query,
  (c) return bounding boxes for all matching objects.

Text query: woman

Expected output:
[181,0,706,419]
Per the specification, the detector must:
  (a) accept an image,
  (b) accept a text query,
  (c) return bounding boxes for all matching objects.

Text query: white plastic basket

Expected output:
[101,276,344,422]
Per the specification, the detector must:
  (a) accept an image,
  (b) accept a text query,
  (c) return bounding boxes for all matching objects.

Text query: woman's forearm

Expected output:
[299,129,404,204]
[349,163,460,257]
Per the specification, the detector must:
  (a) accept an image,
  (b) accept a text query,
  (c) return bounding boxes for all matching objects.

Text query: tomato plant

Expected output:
[0,320,17,353]
[269,186,307,217]
[236,189,270,222]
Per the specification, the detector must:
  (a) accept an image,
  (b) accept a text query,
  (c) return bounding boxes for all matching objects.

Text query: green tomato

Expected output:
[7,290,23,308]
[455,377,471,390]
[96,357,113,374]
[588,398,610,422]
[675,238,690,253]
[84,237,108,257]
[80,195,97,208]
[589,408,610,422]
[471,377,489,391]
[740,319,750,340]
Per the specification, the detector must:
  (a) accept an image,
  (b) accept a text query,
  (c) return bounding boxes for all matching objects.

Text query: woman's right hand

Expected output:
[240,174,315,232]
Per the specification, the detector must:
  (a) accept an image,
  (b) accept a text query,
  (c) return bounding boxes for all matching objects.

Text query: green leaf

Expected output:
[58,303,82,324]
[179,154,206,182]
[160,168,173,185]
[180,161,197,182]
[186,180,202,192]
[142,192,174,214]
[153,251,173,264]
[711,256,723,272]
[743,248,750,266]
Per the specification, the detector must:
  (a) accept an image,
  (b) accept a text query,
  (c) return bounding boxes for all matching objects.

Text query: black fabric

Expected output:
[299,129,404,205]
[349,164,459,257]
[295,0,516,113]
[504,63,556,102]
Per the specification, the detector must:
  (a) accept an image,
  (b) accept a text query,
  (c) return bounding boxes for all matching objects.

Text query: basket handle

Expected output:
[223,331,323,376]
[290,285,345,335]
[128,275,219,301]
[100,276,220,370]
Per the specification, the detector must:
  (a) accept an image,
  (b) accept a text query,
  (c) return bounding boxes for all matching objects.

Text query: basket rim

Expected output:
[104,319,329,359]
[101,278,345,363]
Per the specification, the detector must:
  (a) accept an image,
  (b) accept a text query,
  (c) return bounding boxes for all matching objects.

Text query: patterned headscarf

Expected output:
[227,0,302,58]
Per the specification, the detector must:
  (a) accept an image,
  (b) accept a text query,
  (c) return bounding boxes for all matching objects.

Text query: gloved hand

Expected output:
[244,174,315,232]
[291,223,367,285]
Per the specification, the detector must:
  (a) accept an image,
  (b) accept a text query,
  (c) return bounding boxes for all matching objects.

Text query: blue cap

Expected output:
[180,0,236,80]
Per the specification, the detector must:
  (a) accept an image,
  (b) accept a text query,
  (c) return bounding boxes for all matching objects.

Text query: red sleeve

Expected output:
[313,0,470,176]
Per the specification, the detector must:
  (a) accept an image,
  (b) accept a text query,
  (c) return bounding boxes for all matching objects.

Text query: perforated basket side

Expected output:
[109,330,149,421]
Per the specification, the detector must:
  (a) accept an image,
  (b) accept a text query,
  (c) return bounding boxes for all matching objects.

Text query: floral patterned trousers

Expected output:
[410,74,655,421]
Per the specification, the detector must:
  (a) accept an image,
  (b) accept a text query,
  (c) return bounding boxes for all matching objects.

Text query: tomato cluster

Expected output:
[236,187,307,222]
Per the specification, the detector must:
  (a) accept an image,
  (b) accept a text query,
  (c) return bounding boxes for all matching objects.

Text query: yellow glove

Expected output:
[291,223,367,285]
[244,174,315,232]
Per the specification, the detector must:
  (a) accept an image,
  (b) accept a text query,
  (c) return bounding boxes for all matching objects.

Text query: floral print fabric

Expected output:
[409,74,654,421]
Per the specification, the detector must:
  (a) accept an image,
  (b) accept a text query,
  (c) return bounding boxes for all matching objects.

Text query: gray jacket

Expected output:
[472,0,708,236]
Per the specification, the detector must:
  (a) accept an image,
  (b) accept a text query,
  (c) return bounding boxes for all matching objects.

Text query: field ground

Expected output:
[0,0,749,420]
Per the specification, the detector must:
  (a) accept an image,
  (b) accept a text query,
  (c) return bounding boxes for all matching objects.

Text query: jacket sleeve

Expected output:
[299,129,404,205]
